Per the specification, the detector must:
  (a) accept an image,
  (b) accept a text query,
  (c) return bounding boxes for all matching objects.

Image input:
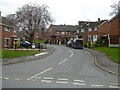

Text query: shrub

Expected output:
[15,41,20,48]
[84,43,87,47]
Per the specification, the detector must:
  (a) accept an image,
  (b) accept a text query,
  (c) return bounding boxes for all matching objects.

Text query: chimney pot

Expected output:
[98,18,100,22]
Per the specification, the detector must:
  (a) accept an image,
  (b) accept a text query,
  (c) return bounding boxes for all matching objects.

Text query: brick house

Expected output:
[108,13,120,47]
[78,18,106,43]
[0,12,19,49]
[46,24,80,45]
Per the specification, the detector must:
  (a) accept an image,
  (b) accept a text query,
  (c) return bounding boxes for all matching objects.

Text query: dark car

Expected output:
[71,39,83,49]
[20,41,30,48]
[66,40,73,47]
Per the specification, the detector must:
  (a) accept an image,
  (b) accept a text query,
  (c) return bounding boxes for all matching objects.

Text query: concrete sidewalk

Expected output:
[84,48,119,76]
[2,45,56,65]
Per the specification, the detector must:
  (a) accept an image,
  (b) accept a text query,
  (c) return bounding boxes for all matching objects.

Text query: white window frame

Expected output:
[81,29,84,32]
[61,32,65,34]
[5,26,10,32]
[88,35,92,41]
[4,38,10,47]
[94,27,97,31]
[88,28,92,32]
[93,35,98,42]
[57,32,59,34]
[13,28,16,33]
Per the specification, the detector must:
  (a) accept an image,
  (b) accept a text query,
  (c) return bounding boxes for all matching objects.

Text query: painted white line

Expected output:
[58,78,68,81]
[70,54,73,58]
[58,59,68,65]
[14,78,22,80]
[109,86,120,88]
[74,80,85,83]
[35,52,48,57]
[41,80,52,83]
[3,77,10,80]
[43,77,54,80]
[91,84,103,87]
[27,68,52,80]
[34,77,41,79]
[73,83,85,86]
[71,51,73,54]
[56,81,68,84]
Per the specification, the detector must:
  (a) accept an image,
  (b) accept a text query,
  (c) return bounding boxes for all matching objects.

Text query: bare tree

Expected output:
[110,0,120,16]
[6,3,53,45]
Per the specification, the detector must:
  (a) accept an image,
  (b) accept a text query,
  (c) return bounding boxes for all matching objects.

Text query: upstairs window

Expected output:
[81,29,84,32]
[88,28,92,32]
[88,35,92,41]
[95,27,97,31]
[57,32,59,34]
[77,30,79,33]
[13,28,16,33]
[61,32,65,34]
[5,27,10,32]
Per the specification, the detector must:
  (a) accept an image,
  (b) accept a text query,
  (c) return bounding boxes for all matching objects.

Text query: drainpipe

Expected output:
[108,21,111,47]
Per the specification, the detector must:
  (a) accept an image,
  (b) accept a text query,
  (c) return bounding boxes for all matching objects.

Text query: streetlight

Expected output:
[87,23,90,48]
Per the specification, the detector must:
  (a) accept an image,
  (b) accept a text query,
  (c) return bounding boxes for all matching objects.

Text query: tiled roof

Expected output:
[78,20,107,29]
[0,16,15,27]
[51,25,78,32]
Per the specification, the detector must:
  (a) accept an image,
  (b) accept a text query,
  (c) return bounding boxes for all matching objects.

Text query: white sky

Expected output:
[0,0,118,25]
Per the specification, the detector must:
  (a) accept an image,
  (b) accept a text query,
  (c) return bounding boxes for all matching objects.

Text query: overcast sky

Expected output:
[0,0,118,25]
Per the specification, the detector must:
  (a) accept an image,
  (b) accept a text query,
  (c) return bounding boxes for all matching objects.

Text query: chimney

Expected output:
[98,18,100,22]
[0,11,1,17]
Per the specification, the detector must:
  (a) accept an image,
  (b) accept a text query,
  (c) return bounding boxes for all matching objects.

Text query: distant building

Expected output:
[46,24,82,45]
[0,11,19,48]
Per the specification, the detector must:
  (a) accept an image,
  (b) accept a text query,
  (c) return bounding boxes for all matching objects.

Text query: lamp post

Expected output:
[87,23,90,48]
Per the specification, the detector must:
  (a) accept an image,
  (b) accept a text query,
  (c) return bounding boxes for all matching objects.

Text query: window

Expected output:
[4,38,9,46]
[88,28,92,32]
[81,29,84,32]
[93,35,98,42]
[61,32,65,34]
[57,32,59,34]
[88,35,92,41]
[5,27,10,32]
[95,27,97,31]
[13,28,16,33]
[77,30,79,33]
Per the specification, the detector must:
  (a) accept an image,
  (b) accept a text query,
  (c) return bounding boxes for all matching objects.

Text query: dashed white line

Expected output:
[74,80,85,83]
[91,84,103,87]
[70,54,73,58]
[58,78,68,81]
[109,86,120,88]
[58,59,68,65]
[27,67,52,80]
[14,78,22,80]
[41,80,52,83]
[71,51,73,54]
[43,77,54,80]
[56,81,68,84]
[34,77,41,79]
[3,77,10,80]
[73,83,85,86]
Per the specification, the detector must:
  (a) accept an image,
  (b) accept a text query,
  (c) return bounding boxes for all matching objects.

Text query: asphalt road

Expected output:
[2,45,119,88]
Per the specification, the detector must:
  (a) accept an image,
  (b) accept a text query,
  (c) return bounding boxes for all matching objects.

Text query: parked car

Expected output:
[20,41,30,48]
[66,40,73,47]
[71,39,83,49]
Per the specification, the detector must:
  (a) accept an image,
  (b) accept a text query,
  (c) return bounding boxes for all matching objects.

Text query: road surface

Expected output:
[2,45,119,88]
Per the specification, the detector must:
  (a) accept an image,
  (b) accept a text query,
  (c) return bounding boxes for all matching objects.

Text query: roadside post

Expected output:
[32,43,35,56]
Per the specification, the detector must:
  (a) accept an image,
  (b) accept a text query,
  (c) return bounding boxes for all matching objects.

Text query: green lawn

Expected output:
[92,47,119,63]
[1,50,40,59]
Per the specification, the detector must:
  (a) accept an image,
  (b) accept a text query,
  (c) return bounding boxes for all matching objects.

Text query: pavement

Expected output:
[84,48,119,76]
[2,45,56,65]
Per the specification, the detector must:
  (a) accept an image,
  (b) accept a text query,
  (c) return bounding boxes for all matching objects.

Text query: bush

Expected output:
[84,43,87,47]
[15,41,20,48]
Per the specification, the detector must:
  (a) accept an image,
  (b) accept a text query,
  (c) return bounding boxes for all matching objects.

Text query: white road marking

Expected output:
[58,78,68,81]
[58,59,68,65]
[74,80,85,83]
[41,80,52,83]
[71,51,73,54]
[109,86,120,88]
[73,83,85,86]
[3,77,10,80]
[35,52,48,57]
[14,78,22,80]
[70,54,73,58]
[43,77,54,80]
[27,68,52,80]
[56,81,68,84]
[91,84,103,87]
[34,77,41,79]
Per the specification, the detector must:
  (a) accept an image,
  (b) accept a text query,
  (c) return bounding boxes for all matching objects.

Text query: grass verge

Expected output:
[1,50,40,59]
[92,47,119,63]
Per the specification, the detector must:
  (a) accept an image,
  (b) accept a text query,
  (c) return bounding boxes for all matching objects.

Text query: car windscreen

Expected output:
[76,40,83,44]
